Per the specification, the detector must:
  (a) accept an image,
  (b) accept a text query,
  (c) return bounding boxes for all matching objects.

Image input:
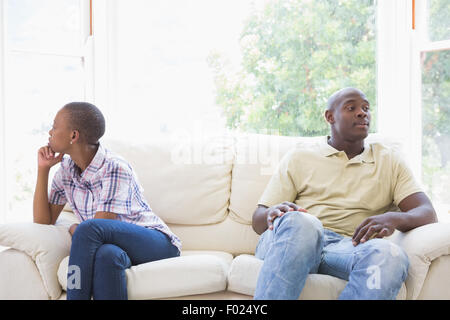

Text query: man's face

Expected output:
[327,89,371,141]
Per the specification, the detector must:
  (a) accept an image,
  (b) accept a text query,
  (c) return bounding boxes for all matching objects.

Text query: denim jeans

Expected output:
[67,219,180,300]
[254,211,409,300]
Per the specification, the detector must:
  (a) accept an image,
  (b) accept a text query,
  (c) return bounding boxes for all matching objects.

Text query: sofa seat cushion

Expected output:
[58,250,233,299]
[227,254,407,300]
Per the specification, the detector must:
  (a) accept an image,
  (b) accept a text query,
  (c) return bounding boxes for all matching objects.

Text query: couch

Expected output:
[0,133,449,300]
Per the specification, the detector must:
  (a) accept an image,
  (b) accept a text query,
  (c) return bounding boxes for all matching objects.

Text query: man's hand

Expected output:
[352,212,399,246]
[38,146,64,170]
[266,201,307,230]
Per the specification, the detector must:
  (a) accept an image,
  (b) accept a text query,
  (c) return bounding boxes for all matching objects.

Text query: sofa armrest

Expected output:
[387,222,450,299]
[0,221,72,299]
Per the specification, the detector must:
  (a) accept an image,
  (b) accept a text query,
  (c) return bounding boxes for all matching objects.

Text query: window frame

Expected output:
[377,0,450,181]
[0,0,7,222]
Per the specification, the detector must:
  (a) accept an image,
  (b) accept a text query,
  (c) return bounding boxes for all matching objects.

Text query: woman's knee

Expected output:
[95,244,131,269]
[72,219,104,242]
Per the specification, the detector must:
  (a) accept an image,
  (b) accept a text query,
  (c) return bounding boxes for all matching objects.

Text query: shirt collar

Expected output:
[67,144,106,183]
[320,136,374,164]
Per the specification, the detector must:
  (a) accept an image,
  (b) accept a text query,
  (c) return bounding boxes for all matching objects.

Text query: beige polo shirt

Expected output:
[258,137,423,237]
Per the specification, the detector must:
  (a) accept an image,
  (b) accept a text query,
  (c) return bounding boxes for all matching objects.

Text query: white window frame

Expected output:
[377,0,416,171]
[377,0,450,184]
[91,0,117,115]
[0,0,7,222]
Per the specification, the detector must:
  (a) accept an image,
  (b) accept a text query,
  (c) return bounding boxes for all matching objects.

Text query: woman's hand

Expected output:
[38,146,64,170]
[69,223,79,236]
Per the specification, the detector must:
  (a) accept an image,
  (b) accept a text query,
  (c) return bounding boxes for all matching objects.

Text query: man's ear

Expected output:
[324,110,335,125]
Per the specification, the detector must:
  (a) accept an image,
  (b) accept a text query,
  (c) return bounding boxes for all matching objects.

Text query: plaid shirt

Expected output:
[49,144,181,251]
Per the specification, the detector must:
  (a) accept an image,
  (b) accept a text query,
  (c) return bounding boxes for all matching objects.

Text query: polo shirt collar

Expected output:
[320,136,374,163]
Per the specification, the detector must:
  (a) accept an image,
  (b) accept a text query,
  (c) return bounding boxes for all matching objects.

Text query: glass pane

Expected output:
[6,0,82,52]
[112,0,377,140]
[428,0,450,42]
[4,52,85,222]
[421,50,450,222]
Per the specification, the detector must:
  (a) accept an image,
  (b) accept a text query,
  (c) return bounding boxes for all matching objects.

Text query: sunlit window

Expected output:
[4,0,88,222]
[107,0,377,141]
[421,0,450,222]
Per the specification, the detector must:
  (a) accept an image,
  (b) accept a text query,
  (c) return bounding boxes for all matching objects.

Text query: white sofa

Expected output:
[0,133,449,300]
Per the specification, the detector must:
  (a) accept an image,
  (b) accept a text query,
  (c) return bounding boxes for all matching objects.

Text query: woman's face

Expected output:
[48,109,73,153]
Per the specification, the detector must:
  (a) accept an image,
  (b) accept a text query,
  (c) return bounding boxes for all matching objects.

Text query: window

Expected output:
[416,0,450,222]
[1,0,92,223]
[100,0,377,141]
[376,0,450,223]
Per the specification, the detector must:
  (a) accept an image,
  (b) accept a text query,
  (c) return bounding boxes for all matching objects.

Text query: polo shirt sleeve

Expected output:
[96,162,133,215]
[392,154,423,207]
[258,149,299,208]
[48,166,67,205]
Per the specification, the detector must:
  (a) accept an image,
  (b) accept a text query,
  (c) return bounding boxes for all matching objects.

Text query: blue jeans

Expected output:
[67,219,180,300]
[254,211,409,300]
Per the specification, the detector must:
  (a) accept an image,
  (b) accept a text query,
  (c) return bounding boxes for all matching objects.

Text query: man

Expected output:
[252,87,437,300]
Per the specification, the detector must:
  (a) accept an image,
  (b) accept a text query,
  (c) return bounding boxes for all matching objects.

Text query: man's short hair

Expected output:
[327,87,366,111]
[63,102,106,145]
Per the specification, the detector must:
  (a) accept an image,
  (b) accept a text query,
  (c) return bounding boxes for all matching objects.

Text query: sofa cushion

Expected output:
[229,133,315,225]
[227,254,407,300]
[101,136,234,225]
[417,255,450,299]
[0,248,49,299]
[168,216,260,256]
[0,221,72,300]
[58,250,233,299]
[386,222,450,299]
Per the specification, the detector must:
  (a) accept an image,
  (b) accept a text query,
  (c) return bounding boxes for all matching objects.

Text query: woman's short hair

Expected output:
[63,102,106,145]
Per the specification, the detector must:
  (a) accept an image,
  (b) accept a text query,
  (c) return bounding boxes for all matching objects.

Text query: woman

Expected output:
[33,102,181,300]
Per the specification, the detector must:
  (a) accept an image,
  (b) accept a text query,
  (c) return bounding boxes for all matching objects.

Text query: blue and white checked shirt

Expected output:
[49,144,182,251]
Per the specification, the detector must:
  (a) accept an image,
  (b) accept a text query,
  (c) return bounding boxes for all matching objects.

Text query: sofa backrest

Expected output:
[61,133,405,256]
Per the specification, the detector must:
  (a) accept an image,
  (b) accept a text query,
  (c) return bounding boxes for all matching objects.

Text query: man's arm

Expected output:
[352,192,437,245]
[252,205,269,235]
[395,191,438,231]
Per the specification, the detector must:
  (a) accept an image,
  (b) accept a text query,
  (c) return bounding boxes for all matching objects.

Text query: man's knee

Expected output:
[363,239,409,282]
[275,211,323,236]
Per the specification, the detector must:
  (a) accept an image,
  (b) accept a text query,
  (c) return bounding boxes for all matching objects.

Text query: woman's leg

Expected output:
[92,244,131,300]
[67,219,179,300]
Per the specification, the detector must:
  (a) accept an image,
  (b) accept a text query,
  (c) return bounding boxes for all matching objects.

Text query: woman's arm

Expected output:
[94,211,118,220]
[69,212,117,236]
[33,146,64,224]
